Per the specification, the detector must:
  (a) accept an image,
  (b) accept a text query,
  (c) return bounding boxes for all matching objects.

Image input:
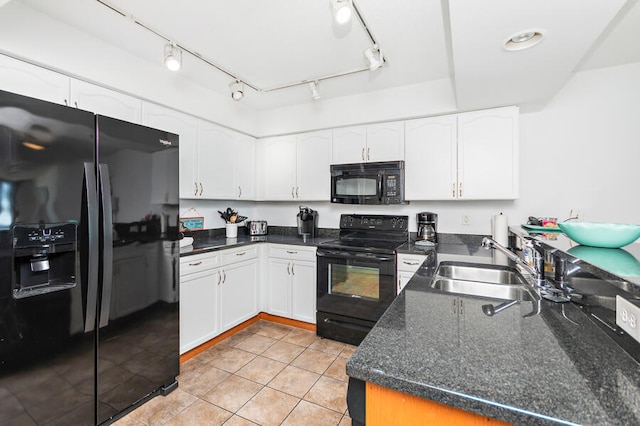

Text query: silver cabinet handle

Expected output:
[361,147,365,161]
[236,252,246,256]
[238,186,242,198]
[194,182,199,196]
[296,187,299,198]
[286,250,297,254]
[188,261,202,266]
[291,263,295,276]
[367,147,370,161]
[459,182,463,198]
[287,262,292,275]
[291,187,295,199]
[403,261,420,265]
[64,99,68,106]
[223,270,227,283]
[217,270,222,285]
[199,182,204,196]
[452,183,456,198]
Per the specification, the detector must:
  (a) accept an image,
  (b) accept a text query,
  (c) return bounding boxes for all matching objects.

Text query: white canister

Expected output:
[225,223,238,238]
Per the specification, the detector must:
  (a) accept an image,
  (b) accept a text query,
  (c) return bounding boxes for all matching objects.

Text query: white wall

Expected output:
[255,78,457,136]
[215,61,640,235]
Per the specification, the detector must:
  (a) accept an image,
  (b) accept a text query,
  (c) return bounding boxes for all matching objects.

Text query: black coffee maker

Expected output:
[416,212,437,246]
[297,206,318,239]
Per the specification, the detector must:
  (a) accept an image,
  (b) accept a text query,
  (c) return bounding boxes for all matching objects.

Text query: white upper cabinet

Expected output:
[260,135,297,200]
[296,130,332,200]
[70,79,142,123]
[332,126,367,164]
[332,122,404,164]
[0,54,70,105]
[365,122,405,163]
[457,106,519,200]
[142,102,199,199]
[405,106,519,200]
[236,134,256,200]
[405,115,458,200]
[260,130,332,201]
[197,121,237,199]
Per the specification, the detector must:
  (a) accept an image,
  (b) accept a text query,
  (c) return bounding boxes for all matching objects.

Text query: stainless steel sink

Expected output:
[430,261,540,302]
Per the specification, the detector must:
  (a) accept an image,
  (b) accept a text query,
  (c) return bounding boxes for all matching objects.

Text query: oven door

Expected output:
[316,248,396,323]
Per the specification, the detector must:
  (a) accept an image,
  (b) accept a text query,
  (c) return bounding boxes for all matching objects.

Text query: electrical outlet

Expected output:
[462,214,470,225]
[616,296,640,343]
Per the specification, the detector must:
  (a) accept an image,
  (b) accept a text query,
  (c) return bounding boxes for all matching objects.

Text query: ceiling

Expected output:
[8,0,640,111]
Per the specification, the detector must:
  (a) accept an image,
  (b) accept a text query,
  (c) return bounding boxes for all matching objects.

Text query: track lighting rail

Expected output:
[96,0,385,97]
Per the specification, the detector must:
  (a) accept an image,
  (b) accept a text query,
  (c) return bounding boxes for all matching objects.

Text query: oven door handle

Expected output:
[317,249,394,262]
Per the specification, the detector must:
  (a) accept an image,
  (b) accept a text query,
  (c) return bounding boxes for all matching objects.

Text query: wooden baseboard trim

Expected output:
[258,313,316,332]
[180,312,316,364]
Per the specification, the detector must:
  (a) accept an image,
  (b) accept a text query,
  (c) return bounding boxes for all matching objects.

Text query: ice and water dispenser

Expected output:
[12,223,77,298]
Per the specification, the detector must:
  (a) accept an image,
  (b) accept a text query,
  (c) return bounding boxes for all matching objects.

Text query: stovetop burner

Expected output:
[318,214,409,254]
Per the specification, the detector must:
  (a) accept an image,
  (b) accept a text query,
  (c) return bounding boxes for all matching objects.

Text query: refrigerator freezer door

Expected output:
[95,115,179,424]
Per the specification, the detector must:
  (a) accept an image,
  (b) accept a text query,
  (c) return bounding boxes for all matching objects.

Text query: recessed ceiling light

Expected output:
[504,30,545,51]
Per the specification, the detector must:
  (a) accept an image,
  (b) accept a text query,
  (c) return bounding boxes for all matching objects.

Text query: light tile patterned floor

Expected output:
[114,320,356,426]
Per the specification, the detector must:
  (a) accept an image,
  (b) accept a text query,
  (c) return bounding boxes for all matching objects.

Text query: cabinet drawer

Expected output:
[180,252,220,275]
[396,254,427,274]
[221,245,259,265]
[269,244,317,261]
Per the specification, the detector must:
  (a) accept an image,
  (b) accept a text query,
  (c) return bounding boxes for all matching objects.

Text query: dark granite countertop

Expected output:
[179,226,337,256]
[346,243,640,425]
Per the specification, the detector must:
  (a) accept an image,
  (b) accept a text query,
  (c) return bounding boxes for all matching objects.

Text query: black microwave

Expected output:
[330,161,407,205]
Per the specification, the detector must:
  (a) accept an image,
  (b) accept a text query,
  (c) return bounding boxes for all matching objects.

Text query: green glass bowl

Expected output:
[558,222,640,249]
[567,246,640,276]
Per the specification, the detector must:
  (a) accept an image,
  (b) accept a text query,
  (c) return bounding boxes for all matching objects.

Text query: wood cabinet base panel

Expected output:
[366,382,512,426]
[180,312,315,363]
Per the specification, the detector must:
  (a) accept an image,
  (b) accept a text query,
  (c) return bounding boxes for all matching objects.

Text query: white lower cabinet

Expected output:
[180,252,221,354]
[396,253,427,293]
[267,244,317,324]
[179,246,258,354]
[218,247,259,331]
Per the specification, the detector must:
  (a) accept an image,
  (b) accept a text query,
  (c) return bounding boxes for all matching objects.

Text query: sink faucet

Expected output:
[481,237,546,286]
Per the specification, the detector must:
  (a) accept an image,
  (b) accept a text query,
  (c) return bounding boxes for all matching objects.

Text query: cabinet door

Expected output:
[142,103,199,199]
[70,79,142,123]
[366,121,405,162]
[236,134,256,200]
[397,271,415,294]
[219,260,259,331]
[296,131,332,200]
[290,260,316,324]
[261,136,297,200]
[0,54,69,105]
[267,258,292,317]
[332,126,366,164]
[405,116,457,200]
[179,269,220,353]
[457,106,519,200]
[197,121,237,199]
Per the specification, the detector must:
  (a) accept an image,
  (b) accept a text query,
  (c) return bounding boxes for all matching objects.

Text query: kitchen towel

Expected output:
[492,213,508,247]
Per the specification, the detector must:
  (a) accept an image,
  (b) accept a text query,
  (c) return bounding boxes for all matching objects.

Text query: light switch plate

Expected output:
[616,295,640,343]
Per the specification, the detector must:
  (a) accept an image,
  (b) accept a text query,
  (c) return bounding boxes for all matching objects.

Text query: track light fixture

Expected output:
[363,45,383,71]
[164,43,182,71]
[229,80,245,101]
[309,81,321,100]
[331,0,352,24]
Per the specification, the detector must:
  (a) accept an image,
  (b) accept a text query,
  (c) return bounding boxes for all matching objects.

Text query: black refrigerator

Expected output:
[0,89,180,425]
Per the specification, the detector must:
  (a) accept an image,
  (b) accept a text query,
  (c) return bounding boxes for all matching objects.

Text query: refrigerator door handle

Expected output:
[99,164,114,328]
[84,162,99,333]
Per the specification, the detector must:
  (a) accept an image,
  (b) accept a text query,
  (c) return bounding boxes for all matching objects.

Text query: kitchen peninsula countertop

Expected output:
[346,242,640,425]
